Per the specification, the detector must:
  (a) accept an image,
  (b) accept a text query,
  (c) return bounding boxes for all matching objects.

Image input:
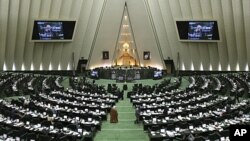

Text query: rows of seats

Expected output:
[0,73,62,97]
[134,92,227,123]
[0,72,119,141]
[229,73,250,97]
[218,74,249,99]
[128,78,176,98]
[130,74,250,141]
[0,73,32,97]
[0,99,93,141]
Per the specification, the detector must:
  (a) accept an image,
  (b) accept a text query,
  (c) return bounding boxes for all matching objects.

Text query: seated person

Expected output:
[225,104,231,113]
[186,133,195,141]
[47,115,55,124]
[110,106,118,123]
[163,107,168,116]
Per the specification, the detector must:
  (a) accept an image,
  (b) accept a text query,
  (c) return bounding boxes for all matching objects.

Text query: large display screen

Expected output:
[153,70,162,79]
[90,70,99,78]
[31,20,76,42]
[176,20,220,42]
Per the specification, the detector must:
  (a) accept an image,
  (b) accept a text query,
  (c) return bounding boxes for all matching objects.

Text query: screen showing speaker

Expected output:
[176,20,220,42]
[90,70,99,79]
[91,70,98,77]
[143,51,150,60]
[154,70,162,78]
[31,20,76,42]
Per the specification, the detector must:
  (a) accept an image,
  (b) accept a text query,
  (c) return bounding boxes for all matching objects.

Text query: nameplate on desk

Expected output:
[63,127,68,131]
[78,128,83,133]
[230,125,250,140]
[175,127,180,131]
[152,118,156,122]
[15,137,20,141]
[160,129,165,133]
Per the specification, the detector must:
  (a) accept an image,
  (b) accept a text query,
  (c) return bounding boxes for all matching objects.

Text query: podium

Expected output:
[76,59,88,73]
[164,59,175,74]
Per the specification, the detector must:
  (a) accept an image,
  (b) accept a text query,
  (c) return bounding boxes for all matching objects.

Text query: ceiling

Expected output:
[0,0,249,71]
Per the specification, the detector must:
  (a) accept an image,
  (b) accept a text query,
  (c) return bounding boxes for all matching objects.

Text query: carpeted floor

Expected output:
[94,81,148,141]
[91,76,190,141]
[2,75,190,141]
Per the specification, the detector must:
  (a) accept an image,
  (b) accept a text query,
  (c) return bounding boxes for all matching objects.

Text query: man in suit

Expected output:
[135,107,140,124]
[234,90,240,103]
[163,107,168,116]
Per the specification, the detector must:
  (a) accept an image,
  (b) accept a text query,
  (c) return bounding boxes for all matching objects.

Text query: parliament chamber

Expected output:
[1,0,250,140]
[1,72,250,141]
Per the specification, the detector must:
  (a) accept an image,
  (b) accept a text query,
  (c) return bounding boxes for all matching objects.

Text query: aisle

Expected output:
[95,83,148,141]
[61,76,190,141]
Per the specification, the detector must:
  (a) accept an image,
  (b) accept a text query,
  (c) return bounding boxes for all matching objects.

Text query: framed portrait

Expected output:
[143,51,150,60]
[103,51,109,59]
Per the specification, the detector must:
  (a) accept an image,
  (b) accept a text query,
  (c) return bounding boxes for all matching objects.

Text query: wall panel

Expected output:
[23,0,41,70]
[200,0,219,71]
[232,0,247,70]
[88,0,125,69]
[194,0,210,70]
[71,0,92,70]
[210,0,229,70]
[186,0,201,70]
[147,0,172,60]
[0,0,10,70]
[83,0,107,69]
[0,0,249,71]
[32,0,52,70]
[58,0,73,70]
[242,0,250,70]
[49,0,63,70]
[221,0,237,71]
[126,0,164,69]
[180,0,200,70]
[40,0,54,70]
[162,0,186,70]
[5,0,20,70]
[14,0,31,70]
